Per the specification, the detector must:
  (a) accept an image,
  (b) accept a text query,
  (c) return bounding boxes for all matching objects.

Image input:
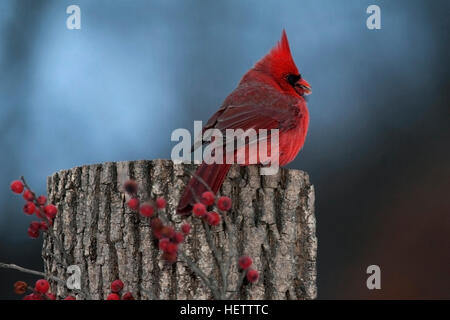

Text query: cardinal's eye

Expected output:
[286,74,301,87]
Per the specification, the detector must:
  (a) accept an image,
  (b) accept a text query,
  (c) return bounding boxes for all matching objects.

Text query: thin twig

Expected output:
[178,250,221,299]
[221,211,236,297]
[20,176,37,199]
[202,220,227,299]
[227,269,247,300]
[156,206,221,299]
[0,262,91,299]
[0,262,65,284]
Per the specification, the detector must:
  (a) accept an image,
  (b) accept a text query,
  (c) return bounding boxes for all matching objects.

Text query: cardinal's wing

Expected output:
[197,81,301,151]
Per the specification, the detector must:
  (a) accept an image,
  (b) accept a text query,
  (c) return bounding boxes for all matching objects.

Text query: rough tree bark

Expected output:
[43,160,317,300]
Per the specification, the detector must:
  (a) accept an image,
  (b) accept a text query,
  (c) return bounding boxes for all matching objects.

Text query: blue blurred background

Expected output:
[0,0,449,299]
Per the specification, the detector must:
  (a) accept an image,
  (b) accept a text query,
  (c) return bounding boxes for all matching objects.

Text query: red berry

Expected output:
[201,191,215,206]
[64,295,76,300]
[10,180,24,194]
[23,190,34,201]
[181,223,191,235]
[238,256,253,270]
[14,281,28,294]
[24,293,42,300]
[139,203,154,217]
[122,292,134,300]
[206,211,221,226]
[173,232,184,244]
[46,292,56,300]
[153,229,162,239]
[161,226,175,238]
[123,180,138,194]
[30,221,41,231]
[23,201,36,215]
[127,198,140,210]
[246,269,259,283]
[217,196,232,211]
[35,279,50,294]
[151,217,163,231]
[39,221,49,231]
[44,204,58,219]
[37,195,47,205]
[193,203,206,217]
[165,242,178,254]
[27,227,39,239]
[158,238,170,251]
[156,197,166,209]
[110,279,124,293]
[107,293,121,300]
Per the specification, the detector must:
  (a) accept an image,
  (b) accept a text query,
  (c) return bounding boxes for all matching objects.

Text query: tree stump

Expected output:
[43,160,317,300]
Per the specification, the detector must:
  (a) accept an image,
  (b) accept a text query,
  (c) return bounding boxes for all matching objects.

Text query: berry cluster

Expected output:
[7,177,258,301]
[14,278,134,300]
[106,279,134,300]
[124,181,233,264]
[13,279,64,300]
[238,256,259,283]
[192,192,232,226]
[124,180,259,286]
[124,180,190,263]
[10,179,58,239]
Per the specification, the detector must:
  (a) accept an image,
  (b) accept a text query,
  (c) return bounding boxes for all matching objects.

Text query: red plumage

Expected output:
[177,30,311,214]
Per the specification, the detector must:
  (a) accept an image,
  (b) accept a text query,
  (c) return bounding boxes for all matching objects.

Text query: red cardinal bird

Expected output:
[177,30,311,214]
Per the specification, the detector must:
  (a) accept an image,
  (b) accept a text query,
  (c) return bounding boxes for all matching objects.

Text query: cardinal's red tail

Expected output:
[177,163,231,215]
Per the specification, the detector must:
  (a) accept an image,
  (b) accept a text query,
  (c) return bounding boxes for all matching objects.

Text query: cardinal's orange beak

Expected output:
[298,78,312,95]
